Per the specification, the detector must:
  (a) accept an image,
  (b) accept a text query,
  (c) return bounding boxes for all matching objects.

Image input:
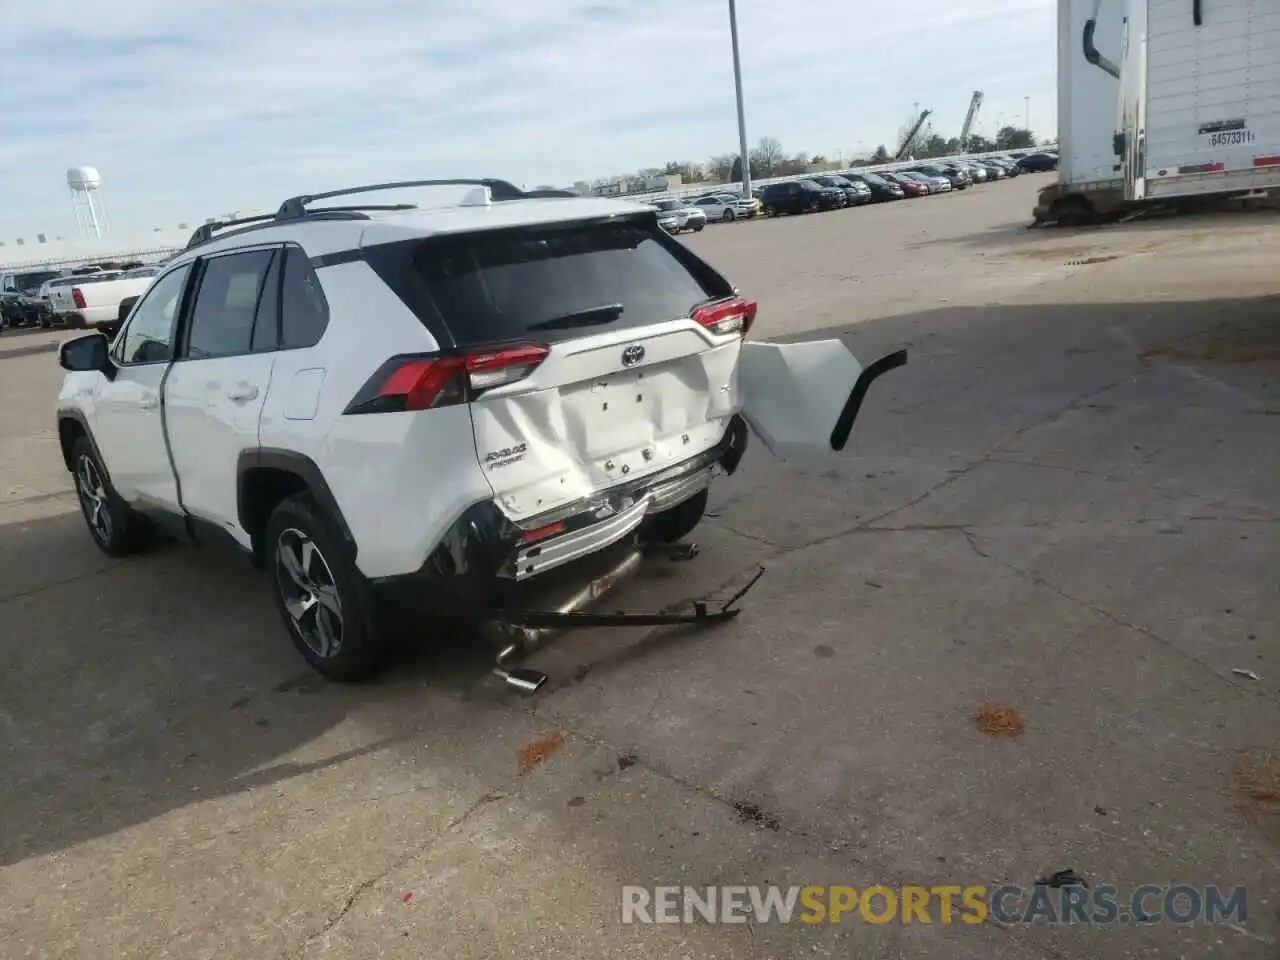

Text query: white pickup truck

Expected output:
[50,265,161,329]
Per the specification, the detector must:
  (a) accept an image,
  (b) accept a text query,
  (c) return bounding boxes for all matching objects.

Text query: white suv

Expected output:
[55,178,903,681]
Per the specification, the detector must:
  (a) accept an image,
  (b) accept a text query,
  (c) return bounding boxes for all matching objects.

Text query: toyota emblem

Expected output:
[621,343,646,367]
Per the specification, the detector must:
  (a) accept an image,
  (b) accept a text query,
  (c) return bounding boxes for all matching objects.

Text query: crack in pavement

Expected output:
[290,784,516,956]
[958,528,1276,704]
[0,563,119,606]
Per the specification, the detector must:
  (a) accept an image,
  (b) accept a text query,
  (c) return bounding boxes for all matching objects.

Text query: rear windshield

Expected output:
[369,218,732,347]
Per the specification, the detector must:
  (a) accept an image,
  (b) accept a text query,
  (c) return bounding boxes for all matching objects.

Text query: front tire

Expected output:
[266,494,385,682]
[722,210,734,222]
[639,488,709,544]
[70,436,145,557]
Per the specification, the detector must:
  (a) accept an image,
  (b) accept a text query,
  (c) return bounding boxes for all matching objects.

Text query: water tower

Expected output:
[67,166,108,239]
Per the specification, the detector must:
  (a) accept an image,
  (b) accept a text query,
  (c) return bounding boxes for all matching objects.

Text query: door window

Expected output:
[113,264,192,365]
[185,249,276,360]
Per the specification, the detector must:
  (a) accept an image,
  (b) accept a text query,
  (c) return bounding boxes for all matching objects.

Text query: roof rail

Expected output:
[184,213,277,250]
[303,203,419,216]
[275,178,527,219]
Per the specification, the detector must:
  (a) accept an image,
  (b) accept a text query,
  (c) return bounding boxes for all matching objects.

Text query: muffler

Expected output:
[484,545,645,663]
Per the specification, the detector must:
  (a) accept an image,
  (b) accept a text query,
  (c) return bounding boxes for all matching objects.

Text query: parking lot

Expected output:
[2,173,1277,959]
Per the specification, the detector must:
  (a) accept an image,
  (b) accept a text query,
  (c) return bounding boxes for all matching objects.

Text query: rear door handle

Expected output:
[226,384,259,403]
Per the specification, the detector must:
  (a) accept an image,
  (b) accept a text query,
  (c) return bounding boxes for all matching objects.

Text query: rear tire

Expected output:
[266,494,385,682]
[639,488,709,544]
[1051,195,1095,227]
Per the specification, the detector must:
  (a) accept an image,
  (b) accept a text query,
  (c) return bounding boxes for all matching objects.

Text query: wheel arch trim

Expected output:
[236,448,356,559]
[56,408,110,482]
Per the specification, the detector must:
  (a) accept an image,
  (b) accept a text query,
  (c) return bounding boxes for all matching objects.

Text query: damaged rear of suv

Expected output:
[358,215,753,585]
[55,178,905,684]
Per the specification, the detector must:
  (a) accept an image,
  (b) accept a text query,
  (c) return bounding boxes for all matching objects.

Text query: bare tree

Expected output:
[749,136,787,177]
[707,154,737,183]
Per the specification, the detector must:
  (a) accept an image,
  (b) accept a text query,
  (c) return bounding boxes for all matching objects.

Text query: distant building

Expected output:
[589,173,683,198]
[0,228,189,275]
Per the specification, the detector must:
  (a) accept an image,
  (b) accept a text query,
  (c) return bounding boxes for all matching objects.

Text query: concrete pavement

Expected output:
[1,175,1276,958]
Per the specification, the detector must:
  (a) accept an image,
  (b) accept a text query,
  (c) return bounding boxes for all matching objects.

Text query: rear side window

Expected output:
[279,246,329,348]
[372,219,731,347]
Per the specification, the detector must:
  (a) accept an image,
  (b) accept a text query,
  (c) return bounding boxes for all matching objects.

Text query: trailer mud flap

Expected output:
[736,340,907,461]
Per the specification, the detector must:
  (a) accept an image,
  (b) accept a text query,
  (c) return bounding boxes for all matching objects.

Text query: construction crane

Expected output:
[958,91,984,151]
[894,108,932,161]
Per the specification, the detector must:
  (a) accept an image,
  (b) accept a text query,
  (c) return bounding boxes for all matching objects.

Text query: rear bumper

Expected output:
[506,446,721,580]
[372,415,749,599]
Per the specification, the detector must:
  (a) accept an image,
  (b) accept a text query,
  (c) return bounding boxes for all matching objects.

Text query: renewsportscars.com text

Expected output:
[620,884,1248,926]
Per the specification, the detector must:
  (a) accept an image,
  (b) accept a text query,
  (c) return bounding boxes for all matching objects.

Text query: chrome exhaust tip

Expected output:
[492,666,549,693]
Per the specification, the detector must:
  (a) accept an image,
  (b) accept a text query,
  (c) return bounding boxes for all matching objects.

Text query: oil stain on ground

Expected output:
[1235,751,1280,803]
[974,704,1025,738]
[733,801,781,832]
[518,730,566,773]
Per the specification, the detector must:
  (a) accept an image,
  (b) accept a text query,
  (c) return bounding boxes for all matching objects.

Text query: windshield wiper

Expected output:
[527,303,624,331]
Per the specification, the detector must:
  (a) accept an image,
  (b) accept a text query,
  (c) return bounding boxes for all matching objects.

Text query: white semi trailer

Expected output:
[1033,0,1129,225]
[1114,0,1280,202]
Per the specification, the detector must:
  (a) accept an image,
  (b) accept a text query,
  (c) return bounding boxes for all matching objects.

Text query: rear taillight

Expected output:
[72,288,86,309]
[692,297,757,337]
[346,344,550,414]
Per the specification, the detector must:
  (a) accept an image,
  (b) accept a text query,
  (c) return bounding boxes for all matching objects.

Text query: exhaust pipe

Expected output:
[492,665,549,693]
[484,546,645,659]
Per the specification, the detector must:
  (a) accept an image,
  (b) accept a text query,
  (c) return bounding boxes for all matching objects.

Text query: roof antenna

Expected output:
[459,186,492,207]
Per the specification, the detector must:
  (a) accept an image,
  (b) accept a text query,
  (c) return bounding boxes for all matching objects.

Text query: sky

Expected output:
[0,0,1055,239]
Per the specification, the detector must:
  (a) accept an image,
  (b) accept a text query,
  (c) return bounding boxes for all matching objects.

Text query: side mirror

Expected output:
[59,332,110,373]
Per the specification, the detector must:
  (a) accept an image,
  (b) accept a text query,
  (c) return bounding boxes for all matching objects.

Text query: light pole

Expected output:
[1024,96,1030,131]
[728,0,751,199]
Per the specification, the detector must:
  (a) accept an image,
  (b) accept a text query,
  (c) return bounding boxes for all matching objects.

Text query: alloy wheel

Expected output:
[75,454,112,544]
[275,527,344,659]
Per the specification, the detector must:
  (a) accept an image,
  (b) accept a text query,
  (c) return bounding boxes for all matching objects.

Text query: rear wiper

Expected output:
[527,303,624,331]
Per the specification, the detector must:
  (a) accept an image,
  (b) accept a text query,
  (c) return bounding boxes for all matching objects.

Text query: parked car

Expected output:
[1,269,62,328]
[712,188,763,217]
[657,211,683,235]
[1016,151,1059,172]
[810,175,872,206]
[879,172,930,197]
[53,177,903,682]
[690,194,755,222]
[49,270,157,331]
[911,164,969,189]
[985,156,1021,177]
[37,276,82,327]
[840,172,905,202]
[947,161,988,183]
[896,171,950,194]
[758,180,845,215]
[650,197,706,233]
